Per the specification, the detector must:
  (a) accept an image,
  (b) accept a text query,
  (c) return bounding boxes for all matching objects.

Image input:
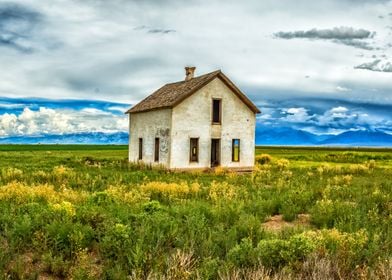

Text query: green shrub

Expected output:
[100,223,132,259]
[257,239,290,268]
[280,200,300,222]
[309,199,335,228]
[256,234,317,269]
[227,238,257,267]
[142,200,163,213]
[89,191,114,205]
[198,257,220,279]
[255,154,272,165]
[287,234,317,262]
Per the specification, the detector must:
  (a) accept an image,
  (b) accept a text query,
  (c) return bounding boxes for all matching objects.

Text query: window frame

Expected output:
[232,139,240,162]
[212,98,222,124]
[154,137,160,162]
[189,138,199,162]
[138,138,143,160]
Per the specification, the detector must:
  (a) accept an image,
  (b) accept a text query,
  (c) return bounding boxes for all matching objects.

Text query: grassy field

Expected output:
[0,145,391,279]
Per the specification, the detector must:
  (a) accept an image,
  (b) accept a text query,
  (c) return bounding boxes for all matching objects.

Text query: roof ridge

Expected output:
[164,69,221,86]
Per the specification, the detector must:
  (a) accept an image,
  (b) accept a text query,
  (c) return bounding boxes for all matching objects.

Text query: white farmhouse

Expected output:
[126,67,260,171]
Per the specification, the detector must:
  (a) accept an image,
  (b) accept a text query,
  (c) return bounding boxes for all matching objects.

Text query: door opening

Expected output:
[211,139,221,167]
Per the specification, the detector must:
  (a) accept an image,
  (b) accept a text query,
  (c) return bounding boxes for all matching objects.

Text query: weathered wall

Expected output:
[170,77,256,169]
[129,109,172,166]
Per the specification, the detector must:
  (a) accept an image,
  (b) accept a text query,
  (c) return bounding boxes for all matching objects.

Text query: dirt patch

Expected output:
[262,214,311,232]
[297,213,311,225]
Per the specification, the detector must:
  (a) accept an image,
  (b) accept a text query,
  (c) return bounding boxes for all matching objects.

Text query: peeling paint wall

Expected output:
[170,77,256,169]
[129,109,171,166]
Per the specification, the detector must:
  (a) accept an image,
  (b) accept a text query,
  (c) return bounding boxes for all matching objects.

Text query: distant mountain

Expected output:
[256,127,392,146]
[256,127,321,145]
[320,130,392,146]
[0,132,128,144]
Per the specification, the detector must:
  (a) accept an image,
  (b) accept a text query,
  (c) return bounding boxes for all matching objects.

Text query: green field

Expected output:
[0,145,391,279]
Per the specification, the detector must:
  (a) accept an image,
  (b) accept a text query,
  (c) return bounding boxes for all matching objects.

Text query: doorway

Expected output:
[211,139,221,167]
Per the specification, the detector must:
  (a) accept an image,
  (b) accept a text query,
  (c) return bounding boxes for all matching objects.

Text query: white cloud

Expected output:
[330,106,349,114]
[0,107,127,137]
[81,108,111,115]
[107,106,129,113]
[281,107,312,122]
[317,106,350,125]
[336,86,351,92]
[255,100,392,135]
[257,113,272,120]
[315,106,388,130]
[0,103,25,109]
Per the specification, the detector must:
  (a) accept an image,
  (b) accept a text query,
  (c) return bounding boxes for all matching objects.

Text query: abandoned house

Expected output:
[125,67,260,171]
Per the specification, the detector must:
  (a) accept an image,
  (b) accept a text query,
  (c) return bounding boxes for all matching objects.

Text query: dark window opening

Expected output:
[190,138,199,162]
[212,99,221,124]
[154,138,160,162]
[211,139,221,167]
[232,139,240,162]
[138,138,143,160]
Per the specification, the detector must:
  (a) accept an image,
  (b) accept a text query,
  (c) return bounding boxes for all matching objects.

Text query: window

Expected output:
[232,139,240,162]
[138,138,143,160]
[154,138,160,162]
[190,138,199,162]
[212,99,221,124]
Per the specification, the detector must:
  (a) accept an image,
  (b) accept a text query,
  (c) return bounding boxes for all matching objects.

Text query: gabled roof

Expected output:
[126,70,260,114]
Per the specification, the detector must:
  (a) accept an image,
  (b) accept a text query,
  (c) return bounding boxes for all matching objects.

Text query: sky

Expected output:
[0,0,392,141]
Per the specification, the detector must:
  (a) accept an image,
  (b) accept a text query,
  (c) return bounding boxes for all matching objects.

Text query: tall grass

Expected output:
[0,145,391,279]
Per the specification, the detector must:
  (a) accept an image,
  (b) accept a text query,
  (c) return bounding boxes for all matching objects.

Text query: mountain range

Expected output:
[0,129,391,146]
[256,127,392,146]
[0,132,129,145]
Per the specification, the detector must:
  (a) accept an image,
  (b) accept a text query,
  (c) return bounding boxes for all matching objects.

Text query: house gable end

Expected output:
[125,70,260,114]
[172,72,261,114]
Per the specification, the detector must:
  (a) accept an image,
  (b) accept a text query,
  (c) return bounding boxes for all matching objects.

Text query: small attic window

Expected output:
[212,99,221,124]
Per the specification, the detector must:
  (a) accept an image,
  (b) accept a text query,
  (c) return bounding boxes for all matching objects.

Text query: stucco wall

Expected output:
[129,109,172,166]
[170,77,256,169]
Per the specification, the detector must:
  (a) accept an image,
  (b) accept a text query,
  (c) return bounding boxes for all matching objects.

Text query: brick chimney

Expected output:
[185,66,196,81]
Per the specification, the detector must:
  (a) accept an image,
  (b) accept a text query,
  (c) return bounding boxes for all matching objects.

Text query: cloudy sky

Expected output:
[0,0,392,139]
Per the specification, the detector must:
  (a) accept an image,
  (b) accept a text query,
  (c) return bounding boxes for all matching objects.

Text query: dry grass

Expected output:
[262,214,311,232]
[219,266,290,280]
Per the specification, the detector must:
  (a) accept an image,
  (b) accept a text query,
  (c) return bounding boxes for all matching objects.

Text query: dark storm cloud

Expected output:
[134,25,176,34]
[0,34,32,53]
[52,56,167,100]
[148,29,176,34]
[274,26,376,50]
[354,59,392,72]
[0,3,42,53]
[274,27,373,40]
[335,39,376,50]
